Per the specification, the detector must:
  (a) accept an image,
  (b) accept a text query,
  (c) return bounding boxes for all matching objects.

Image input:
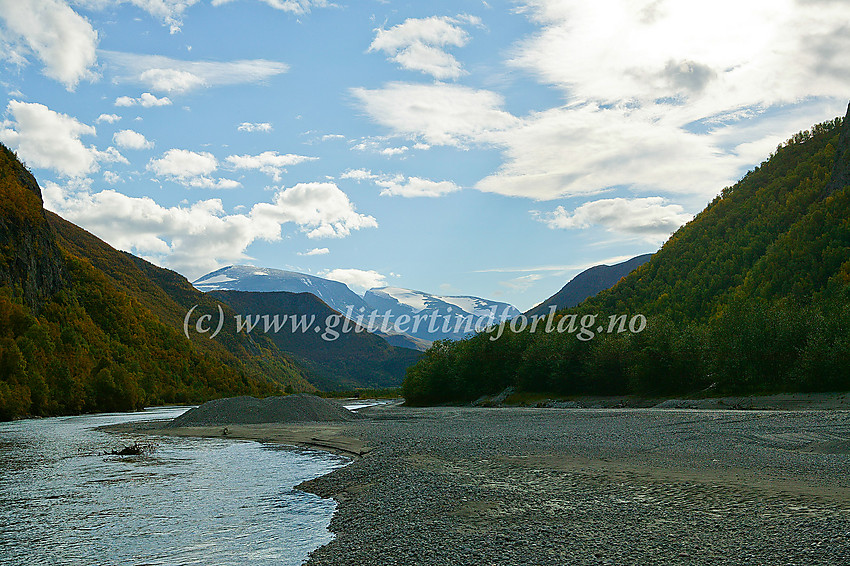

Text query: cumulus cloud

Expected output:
[102,51,289,94]
[369,16,476,79]
[538,197,693,241]
[342,168,460,198]
[478,103,747,199]
[251,182,378,239]
[340,168,374,181]
[238,121,273,132]
[103,170,122,184]
[148,148,217,178]
[74,0,201,33]
[225,150,317,181]
[96,113,121,124]
[320,268,387,294]
[351,83,519,147]
[42,179,377,278]
[146,148,240,188]
[139,68,206,93]
[126,0,200,33]
[185,176,241,189]
[0,0,98,89]
[374,175,460,198]
[379,146,408,156]
[0,100,126,177]
[113,129,153,150]
[115,92,172,107]
[350,137,413,155]
[298,247,329,256]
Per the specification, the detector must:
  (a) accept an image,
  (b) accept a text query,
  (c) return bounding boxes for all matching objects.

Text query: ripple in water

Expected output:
[0,407,350,566]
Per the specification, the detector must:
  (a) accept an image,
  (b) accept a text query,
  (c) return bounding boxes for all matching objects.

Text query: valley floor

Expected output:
[117,402,850,565]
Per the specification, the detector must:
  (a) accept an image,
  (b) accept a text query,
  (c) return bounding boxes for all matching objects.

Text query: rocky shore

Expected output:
[299,403,850,566]
[108,399,850,565]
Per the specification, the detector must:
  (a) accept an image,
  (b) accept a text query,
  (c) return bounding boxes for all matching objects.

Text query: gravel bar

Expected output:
[298,404,850,566]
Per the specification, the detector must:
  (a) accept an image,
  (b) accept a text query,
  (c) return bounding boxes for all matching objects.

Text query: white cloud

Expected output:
[139,68,206,93]
[225,150,317,181]
[42,179,376,278]
[102,51,289,94]
[320,268,387,294]
[115,92,172,107]
[103,170,122,185]
[350,136,414,155]
[0,100,126,177]
[0,0,98,89]
[211,0,330,15]
[147,148,244,189]
[126,0,200,33]
[477,103,745,200]
[352,3,850,202]
[369,16,474,79]
[538,197,693,241]
[298,247,329,256]
[238,121,273,132]
[113,129,153,150]
[351,83,519,147]
[511,0,850,112]
[95,113,121,123]
[251,182,378,239]
[342,168,460,198]
[340,168,375,181]
[375,175,460,198]
[185,176,241,189]
[73,0,201,33]
[379,146,408,156]
[148,148,217,178]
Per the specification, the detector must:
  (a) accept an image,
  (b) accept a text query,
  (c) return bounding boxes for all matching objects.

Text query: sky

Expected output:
[1,0,848,311]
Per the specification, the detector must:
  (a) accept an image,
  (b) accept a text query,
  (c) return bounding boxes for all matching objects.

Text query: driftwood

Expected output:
[107,442,154,456]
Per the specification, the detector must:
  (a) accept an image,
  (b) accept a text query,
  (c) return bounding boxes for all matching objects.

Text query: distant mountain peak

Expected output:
[525,254,653,317]
[193,265,370,314]
[363,285,520,342]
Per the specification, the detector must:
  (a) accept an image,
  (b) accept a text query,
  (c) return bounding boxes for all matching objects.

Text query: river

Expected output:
[0,406,350,566]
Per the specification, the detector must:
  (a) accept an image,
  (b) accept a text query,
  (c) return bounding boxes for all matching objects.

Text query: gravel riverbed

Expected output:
[298,404,850,566]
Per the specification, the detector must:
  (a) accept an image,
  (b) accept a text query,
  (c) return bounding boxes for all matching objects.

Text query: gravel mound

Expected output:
[168,394,355,427]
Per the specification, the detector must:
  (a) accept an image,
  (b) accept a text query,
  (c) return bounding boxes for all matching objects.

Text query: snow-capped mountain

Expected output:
[363,287,520,341]
[193,266,522,346]
[193,265,371,314]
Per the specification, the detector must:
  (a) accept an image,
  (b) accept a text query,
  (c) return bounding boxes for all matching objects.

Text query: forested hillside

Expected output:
[404,106,850,405]
[209,290,421,391]
[0,144,313,420]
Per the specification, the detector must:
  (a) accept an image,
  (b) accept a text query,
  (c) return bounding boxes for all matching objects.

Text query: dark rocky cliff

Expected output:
[825,101,850,195]
[0,143,67,309]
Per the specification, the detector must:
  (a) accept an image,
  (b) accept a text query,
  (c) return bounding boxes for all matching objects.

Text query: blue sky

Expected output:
[1,0,848,310]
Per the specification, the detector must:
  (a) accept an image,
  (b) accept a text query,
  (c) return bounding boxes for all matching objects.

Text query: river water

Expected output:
[0,407,350,566]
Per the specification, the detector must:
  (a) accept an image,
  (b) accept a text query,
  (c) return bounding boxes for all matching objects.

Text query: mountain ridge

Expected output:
[208,290,422,390]
[524,254,653,318]
[193,265,522,344]
[194,265,371,314]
